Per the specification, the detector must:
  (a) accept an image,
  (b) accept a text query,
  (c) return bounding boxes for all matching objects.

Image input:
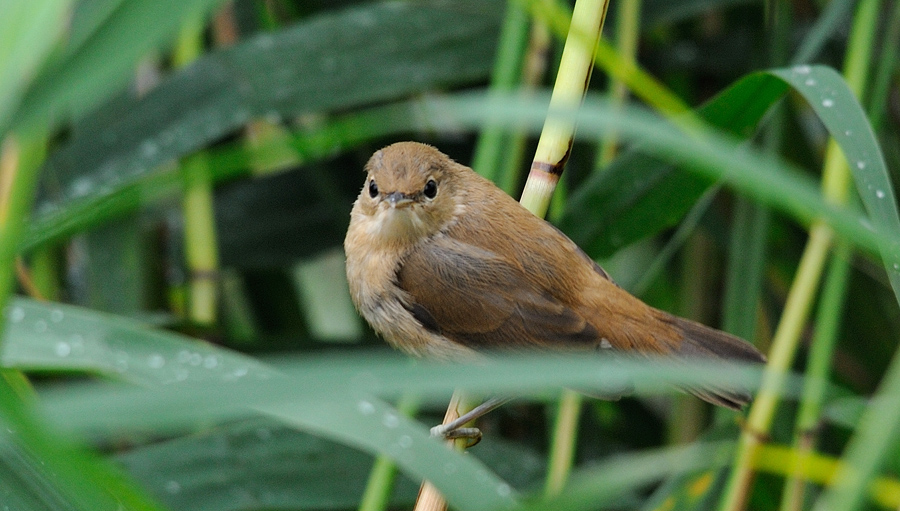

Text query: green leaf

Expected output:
[0,375,166,511]
[32,0,501,232]
[399,92,882,255]
[117,417,544,511]
[560,66,894,268]
[559,71,789,258]
[771,65,900,304]
[1,298,272,384]
[1,299,519,510]
[0,0,72,133]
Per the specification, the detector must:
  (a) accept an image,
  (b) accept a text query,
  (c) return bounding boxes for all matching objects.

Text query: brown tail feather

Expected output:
[661,313,766,410]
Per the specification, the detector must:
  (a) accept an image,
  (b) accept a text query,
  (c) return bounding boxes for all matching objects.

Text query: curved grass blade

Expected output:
[0,376,167,511]
[0,0,72,133]
[771,65,900,301]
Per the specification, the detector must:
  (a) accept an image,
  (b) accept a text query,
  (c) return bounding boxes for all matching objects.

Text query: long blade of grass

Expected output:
[0,0,72,133]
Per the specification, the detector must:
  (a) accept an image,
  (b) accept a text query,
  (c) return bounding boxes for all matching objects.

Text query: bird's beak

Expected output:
[386,192,414,208]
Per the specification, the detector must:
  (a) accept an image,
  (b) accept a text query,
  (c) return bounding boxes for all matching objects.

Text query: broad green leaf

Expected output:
[33,0,501,230]
[519,442,735,511]
[559,71,789,258]
[0,376,166,511]
[37,353,770,436]
[65,0,127,61]
[0,0,72,133]
[21,99,420,254]
[1,298,272,384]
[117,417,544,511]
[0,299,518,511]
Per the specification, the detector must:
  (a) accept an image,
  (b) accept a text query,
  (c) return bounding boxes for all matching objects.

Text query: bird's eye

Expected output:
[423,179,437,199]
[368,180,378,198]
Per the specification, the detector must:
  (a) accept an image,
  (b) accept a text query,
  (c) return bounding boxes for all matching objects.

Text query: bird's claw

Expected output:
[430,424,483,447]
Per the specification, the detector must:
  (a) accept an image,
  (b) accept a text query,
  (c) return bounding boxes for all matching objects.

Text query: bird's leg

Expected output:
[430,396,511,445]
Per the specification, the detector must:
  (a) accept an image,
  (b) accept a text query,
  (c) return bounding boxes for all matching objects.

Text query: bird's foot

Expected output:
[430,424,483,447]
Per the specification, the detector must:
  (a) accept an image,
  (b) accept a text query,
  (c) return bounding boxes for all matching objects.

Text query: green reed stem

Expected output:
[472,0,530,188]
[780,245,850,511]
[595,0,641,168]
[174,16,221,326]
[520,0,610,217]
[359,393,421,511]
[0,131,46,333]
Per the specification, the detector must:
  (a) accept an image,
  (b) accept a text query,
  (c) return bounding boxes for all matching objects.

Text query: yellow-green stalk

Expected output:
[596,0,641,167]
[521,0,610,217]
[359,394,420,511]
[174,16,221,327]
[517,0,610,497]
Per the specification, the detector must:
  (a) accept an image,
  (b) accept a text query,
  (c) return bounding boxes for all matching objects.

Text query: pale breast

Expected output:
[345,214,473,360]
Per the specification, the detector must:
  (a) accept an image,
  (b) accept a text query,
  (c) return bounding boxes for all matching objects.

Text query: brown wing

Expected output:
[396,236,599,350]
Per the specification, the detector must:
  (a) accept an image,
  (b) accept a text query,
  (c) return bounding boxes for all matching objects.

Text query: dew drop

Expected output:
[177,350,191,364]
[203,355,219,369]
[233,367,248,378]
[189,353,202,366]
[7,306,24,323]
[793,64,811,74]
[55,342,71,357]
[845,130,852,136]
[496,483,512,497]
[165,480,181,494]
[805,78,816,86]
[876,189,886,199]
[255,35,274,49]
[382,413,400,428]
[857,161,866,170]
[397,435,412,448]
[49,309,64,322]
[893,263,899,270]
[358,400,375,415]
[140,140,158,158]
[148,354,165,368]
[70,177,93,197]
[822,98,834,108]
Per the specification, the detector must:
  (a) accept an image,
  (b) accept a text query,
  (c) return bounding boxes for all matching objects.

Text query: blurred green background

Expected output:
[1,0,899,510]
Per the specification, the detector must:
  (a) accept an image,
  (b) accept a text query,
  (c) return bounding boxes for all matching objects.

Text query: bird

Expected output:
[344,141,766,436]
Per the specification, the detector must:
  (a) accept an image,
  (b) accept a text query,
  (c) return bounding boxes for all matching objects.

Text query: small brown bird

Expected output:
[344,141,765,418]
